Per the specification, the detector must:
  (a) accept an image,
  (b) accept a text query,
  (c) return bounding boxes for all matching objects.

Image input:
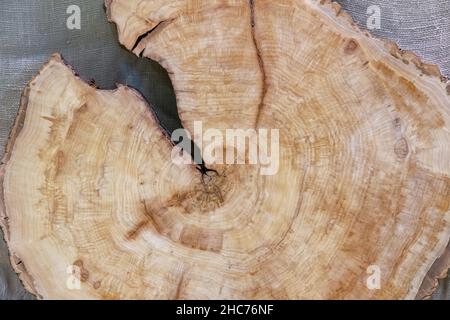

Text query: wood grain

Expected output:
[0,0,449,299]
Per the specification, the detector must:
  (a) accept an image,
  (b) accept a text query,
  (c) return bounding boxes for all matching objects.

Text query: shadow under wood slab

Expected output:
[1,0,450,299]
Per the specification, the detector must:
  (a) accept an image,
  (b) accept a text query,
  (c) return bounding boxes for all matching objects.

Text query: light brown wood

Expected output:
[1,0,450,299]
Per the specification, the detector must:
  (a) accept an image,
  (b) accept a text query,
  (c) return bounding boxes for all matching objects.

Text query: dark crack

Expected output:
[131,21,167,54]
[249,0,267,128]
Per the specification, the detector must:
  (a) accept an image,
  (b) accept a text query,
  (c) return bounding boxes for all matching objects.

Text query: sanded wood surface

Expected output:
[1,0,449,299]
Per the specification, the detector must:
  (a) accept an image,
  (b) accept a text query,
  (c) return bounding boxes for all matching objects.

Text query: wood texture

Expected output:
[1,0,449,299]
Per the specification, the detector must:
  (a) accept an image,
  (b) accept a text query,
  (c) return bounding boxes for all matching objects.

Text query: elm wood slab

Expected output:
[1,0,449,299]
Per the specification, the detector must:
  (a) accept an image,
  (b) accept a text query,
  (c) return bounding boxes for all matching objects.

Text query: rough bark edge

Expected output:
[105,0,450,300]
[416,242,450,299]
[0,53,173,299]
[316,0,448,80]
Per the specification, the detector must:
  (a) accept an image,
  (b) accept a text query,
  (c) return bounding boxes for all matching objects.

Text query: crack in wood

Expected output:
[131,20,168,56]
[249,0,267,129]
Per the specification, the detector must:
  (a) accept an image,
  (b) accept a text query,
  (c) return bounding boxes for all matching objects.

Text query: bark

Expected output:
[1,0,450,299]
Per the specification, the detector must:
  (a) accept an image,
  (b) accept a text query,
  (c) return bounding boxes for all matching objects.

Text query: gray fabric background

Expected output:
[0,0,448,300]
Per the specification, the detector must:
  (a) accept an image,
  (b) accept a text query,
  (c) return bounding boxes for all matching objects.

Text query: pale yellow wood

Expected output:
[1,0,449,299]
